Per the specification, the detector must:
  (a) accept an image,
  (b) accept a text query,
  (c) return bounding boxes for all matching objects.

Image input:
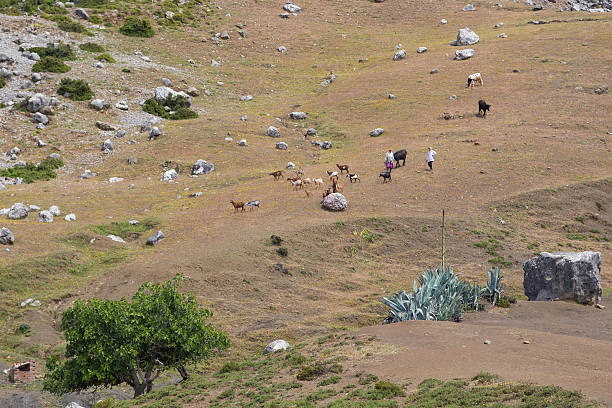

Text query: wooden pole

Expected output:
[442,209,445,271]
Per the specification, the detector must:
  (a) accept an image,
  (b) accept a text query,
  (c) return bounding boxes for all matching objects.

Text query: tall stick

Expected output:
[442,209,446,271]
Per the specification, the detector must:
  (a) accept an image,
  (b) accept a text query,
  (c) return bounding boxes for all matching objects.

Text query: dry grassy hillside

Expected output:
[0,0,611,405]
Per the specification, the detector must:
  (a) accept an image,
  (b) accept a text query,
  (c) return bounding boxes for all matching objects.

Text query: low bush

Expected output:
[216,361,241,375]
[368,381,405,399]
[277,247,288,257]
[29,43,75,60]
[142,95,197,120]
[16,323,31,336]
[0,77,5,89]
[88,15,103,24]
[0,157,64,183]
[50,15,89,33]
[57,78,94,101]
[119,17,155,38]
[95,53,116,63]
[297,362,328,381]
[32,56,71,73]
[79,42,105,53]
[270,235,283,245]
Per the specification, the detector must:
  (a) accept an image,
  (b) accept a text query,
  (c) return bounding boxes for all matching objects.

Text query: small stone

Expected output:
[278,46,287,53]
[430,68,439,74]
[108,234,125,243]
[286,162,295,169]
[101,139,114,153]
[276,142,288,150]
[65,213,76,221]
[494,22,504,28]
[267,126,280,137]
[393,49,406,61]
[523,340,530,344]
[484,339,491,344]
[37,210,54,223]
[417,46,427,53]
[161,78,172,86]
[238,139,248,146]
[263,339,290,354]
[74,8,89,19]
[115,101,129,110]
[48,205,60,216]
[220,30,230,39]
[80,170,96,179]
[109,177,124,183]
[162,169,178,181]
[146,230,165,246]
[595,304,605,309]
[240,95,253,101]
[0,227,14,245]
[449,95,457,100]
[454,49,474,60]
[388,94,396,99]
[370,128,384,137]
[440,18,447,24]
[290,111,307,120]
[498,33,508,38]
[462,3,475,11]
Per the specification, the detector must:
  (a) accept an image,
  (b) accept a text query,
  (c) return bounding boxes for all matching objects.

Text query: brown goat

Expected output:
[336,164,349,174]
[287,176,301,183]
[322,188,332,198]
[304,189,312,197]
[269,170,283,180]
[332,178,343,193]
[230,200,245,212]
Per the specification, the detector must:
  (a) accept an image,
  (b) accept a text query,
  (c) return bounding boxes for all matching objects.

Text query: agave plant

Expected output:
[482,267,503,306]
[382,266,481,323]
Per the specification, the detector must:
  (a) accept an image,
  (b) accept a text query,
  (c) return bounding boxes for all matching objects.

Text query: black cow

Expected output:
[478,100,491,117]
[393,149,407,168]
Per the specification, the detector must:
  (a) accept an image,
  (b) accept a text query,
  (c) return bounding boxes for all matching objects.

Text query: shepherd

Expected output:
[384,149,394,172]
[426,147,437,171]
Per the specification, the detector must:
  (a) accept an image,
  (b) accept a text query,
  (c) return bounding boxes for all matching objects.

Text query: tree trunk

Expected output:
[133,382,146,398]
[177,365,189,382]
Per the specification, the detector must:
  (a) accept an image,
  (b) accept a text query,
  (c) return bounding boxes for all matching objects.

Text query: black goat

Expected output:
[478,100,491,117]
[379,170,392,183]
[393,149,407,168]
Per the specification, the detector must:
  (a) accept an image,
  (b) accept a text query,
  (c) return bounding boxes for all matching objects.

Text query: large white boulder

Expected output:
[322,193,348,211]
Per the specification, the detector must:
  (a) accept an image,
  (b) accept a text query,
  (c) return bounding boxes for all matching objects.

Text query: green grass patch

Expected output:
[49,14,89,33]
[318,375,341,387]
[57,78,94,101]
[471,372,502,384]
[80,42,105,53]
[88,14,103,24]
[95,53,116,63]
[119,17,155,37]
[91,218,160,240]
[0,77,5,89]
[0,157,64,183]
[32,56,71,73]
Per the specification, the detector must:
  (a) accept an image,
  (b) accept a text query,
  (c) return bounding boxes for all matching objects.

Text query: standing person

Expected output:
[385,149,394,172]
[426,147,437,171]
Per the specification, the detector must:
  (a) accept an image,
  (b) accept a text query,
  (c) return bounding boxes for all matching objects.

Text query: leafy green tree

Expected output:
[44,275,230,397]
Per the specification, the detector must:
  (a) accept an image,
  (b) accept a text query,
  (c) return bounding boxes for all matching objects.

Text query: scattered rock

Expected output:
[238,139,248,146]
[286,162,295,169]
[370,128,384,137]
[393,49,406,61]
[462,3,475,11]
[108,177,124,183]
[449,95,457,100]
[454,27,479,45]
[74,8,88,19]
[305,128,317,136]
[127,157,137,165]
[65,213,76,222]
[80,170,96,179]
[33,112,49,125]
[90,99,110,111]
[49,205,60,216]
[108,235,125,243]
[454,49,474,60]
[494,22,504,28]
[192,160,214,175]
[388,94,396,99]
[101,139,114,153]
[498,33,508,38]
[27,93,49,113]
[322,193,348,211]
[523,340,531,344]
[115,101,128,110]
[440,18,448,24]
[146,230,165,246]
[523,251,602,304]
[37,210,54,223]
[186,87,199,97]
[417,46,428,53]
[484,339,491,344]
[278,46,287,53]
[149,127,162,140]
[595,304,605,309]
[162,169,178,181]
[430,68,439,74]
[0,227,14,245]
[263,339,290,354]
[240,95,253,101]
[154,87,191,107]
[220,30,230,40]
[290,111,307,120]
[283,3,301,13]
[276,142,288,150]
[161,78,172,87]
[267,126,280,137]
[8,203,28,220]
[594,85,608,95]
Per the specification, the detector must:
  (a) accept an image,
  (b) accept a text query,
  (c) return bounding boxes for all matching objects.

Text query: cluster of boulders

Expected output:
[0,203,71,225]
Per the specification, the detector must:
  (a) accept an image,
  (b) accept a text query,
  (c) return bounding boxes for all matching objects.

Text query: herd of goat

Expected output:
[228,151,409,213]
[229,72,492,212]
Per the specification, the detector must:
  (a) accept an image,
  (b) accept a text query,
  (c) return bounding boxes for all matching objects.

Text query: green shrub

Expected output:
[50,15,89,33]
[29,43,75,60]
[88,15,103,24]
[270,235,283,245]
[16,323,32,336]
[75,0,109,7]
[80,42,105,53]
[368,381,405,399]
[95,53,116,63]
[217,361,241,374]
[0,77,5,89]
[471,372,502,384]
[57,78,94,101]
[142,95,197,120]
[0,157,64,183]
[277,247,288,257]
[496,295,510,308]
[32,56,71,73]
[318,376,340,387]
[41,3,68,14]
[119,17,155,38]
[297,362,328,381]
[358,373,378,385]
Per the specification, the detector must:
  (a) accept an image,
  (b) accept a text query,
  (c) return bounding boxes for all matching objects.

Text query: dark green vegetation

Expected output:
[0,157,64,183]
[0,76,5,89]
[277,247,289,257]
[48,14,89,33]
[79,42,105,53]
[32,56,71,73]
[57,78,95,101]
[91,218,160,240]
[142,95,197,120]
[270,235,283,245]
[119,17,155,37]
[29,43,75,60]
[44,275,230,397]
[95,53,116,63]
[407,376,597,407]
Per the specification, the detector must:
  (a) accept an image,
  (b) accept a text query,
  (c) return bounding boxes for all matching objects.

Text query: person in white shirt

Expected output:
[384,149,394,171]
[426,147,437,171]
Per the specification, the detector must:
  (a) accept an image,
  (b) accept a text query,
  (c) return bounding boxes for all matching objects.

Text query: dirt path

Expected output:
[361,296,612,405]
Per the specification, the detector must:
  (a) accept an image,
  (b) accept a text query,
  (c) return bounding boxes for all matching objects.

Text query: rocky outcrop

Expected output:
[523,251,602,304]
[322,193,348,211]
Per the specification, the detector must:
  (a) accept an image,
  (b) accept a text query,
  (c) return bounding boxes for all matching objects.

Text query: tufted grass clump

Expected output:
[95,53,116,63]
[88,14,103,24]
[57,78,94,101]
[119,17,155,38]
[142,95,197,120]
[0,77,5,89]
[50,15,89,34]
[32,56,71,73]
[0,157,65,183]
[80,42,105,53]
[29,43,75,60]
